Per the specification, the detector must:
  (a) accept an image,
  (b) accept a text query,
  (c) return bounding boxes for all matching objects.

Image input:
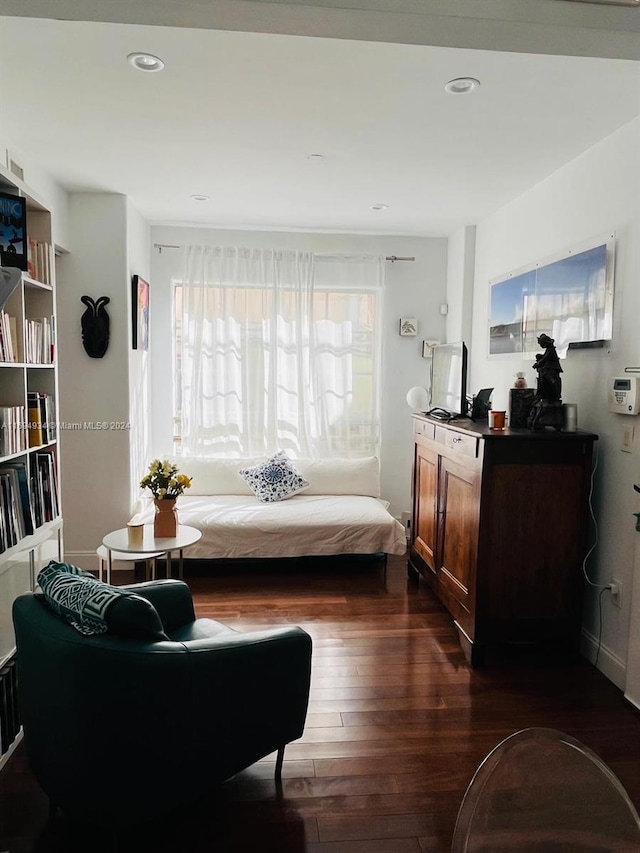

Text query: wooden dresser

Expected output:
[409,415,597,665]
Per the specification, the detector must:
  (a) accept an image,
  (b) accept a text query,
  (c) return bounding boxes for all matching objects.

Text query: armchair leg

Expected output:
[275,745,285,781]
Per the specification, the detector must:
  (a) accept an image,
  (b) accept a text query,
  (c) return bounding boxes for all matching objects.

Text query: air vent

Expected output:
[9,158,24,182]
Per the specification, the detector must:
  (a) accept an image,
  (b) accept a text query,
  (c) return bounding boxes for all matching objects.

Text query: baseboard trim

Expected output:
[63,550,99,572]
[580,628,626,689]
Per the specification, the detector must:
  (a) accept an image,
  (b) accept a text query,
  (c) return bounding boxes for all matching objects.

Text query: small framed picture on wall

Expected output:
[131,274,149,350]
[399,317,418,336]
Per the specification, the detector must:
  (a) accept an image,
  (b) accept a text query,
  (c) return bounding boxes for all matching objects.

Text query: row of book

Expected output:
[0,406,28,457]
[27,237,53,286]
[0,311,18,362]
[28,392,56,446]
[25,317,55,364]
[0,455,59,554]
[0,656,20,758]
[0,312,56,364]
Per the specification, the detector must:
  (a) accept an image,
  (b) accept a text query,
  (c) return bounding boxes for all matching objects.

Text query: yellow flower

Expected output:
[140,459,193,499]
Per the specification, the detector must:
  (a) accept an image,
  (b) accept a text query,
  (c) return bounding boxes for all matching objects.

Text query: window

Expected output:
[173,247,383,459]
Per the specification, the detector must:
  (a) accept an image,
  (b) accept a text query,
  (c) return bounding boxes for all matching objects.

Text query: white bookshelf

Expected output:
[0,166,62,678]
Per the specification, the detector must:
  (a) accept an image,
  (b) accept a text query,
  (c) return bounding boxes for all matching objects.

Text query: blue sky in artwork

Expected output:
[535,244,606,293]
[490,271,535,326]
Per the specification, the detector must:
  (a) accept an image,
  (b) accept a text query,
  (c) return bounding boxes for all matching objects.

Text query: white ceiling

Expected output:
[1,16,639,236]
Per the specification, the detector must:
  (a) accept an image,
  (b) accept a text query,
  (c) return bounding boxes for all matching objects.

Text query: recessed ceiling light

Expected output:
[307,154,325,162]
[444,77,480,95]
[127,52,165,72]
[370,203,389,211]
[189,194,210,202]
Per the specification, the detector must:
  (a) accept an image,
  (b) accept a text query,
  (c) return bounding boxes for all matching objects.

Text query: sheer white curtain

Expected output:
[175,245,383,459]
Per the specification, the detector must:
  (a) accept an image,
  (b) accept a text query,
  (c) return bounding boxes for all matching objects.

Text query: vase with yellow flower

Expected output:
[140,459,192,538]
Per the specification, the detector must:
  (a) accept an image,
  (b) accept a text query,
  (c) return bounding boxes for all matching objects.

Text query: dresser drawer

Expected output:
[435,426,478,458]
[414,420,435,440]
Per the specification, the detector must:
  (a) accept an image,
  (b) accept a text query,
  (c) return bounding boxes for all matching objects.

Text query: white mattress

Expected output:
[141,494,407,560]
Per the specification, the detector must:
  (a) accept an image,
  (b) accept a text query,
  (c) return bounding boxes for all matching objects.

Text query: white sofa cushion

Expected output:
[296,457,380,497]
[174,455,380,497]
[176,457,261,496]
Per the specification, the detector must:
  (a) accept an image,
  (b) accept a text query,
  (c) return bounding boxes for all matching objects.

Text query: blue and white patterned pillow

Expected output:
[239,451,309,503]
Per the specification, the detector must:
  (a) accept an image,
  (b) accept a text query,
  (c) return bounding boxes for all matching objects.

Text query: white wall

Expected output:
[126,201,151,508]
[0,137,70,250]
[149,225,448,516]
[446,225,476,348]
[466,117,640,688]
[57,193,133,567]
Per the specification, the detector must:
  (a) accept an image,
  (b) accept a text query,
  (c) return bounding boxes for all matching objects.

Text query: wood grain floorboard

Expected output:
[1,554,639,853]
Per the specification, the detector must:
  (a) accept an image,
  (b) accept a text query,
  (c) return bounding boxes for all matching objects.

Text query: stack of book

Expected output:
[24,317,54,363]
[0,311,18,362]
[0,453,59,552]
[27,238,53,285]
[0,406,27,457]
[0,461,34,547]
[27,391,55,447]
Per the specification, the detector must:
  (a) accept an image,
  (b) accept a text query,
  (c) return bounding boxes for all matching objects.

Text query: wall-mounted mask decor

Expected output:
[81,295,110,358]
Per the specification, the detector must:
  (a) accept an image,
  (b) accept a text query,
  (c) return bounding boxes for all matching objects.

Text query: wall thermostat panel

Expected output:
[608,376,640,415]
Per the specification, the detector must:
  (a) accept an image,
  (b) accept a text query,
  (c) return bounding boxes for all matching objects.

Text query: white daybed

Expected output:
[139,456,407,561]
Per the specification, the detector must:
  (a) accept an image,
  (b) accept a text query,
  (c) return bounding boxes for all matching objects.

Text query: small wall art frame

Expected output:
[488,233,615,359]
[399,317,418,336]
[131,274,150,351]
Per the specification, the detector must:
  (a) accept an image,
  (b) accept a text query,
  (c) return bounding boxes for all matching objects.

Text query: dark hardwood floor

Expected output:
[2,554,640,852]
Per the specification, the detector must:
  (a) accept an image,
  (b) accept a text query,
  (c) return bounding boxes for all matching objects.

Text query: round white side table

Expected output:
[96,546,164,583]
[101,525,202,585]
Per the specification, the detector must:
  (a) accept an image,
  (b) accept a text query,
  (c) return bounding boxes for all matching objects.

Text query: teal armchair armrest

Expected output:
[120,578,195,630]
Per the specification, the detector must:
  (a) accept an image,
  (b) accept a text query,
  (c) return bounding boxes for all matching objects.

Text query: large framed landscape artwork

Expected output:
[488,235,615,358]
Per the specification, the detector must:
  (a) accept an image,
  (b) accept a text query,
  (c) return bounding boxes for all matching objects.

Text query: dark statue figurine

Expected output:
[81,295,111,358]
[528,333,564,430]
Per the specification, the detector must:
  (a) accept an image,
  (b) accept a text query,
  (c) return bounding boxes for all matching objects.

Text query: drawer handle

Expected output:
[452,437,462,443]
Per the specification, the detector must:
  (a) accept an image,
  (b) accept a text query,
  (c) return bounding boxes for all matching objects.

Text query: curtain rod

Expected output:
[153,243,414,262]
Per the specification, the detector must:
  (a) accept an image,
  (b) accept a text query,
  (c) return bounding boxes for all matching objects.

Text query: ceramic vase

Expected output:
[153,498,178,538]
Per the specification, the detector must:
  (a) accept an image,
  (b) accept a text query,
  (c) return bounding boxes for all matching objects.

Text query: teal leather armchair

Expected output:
[12,579,312,826]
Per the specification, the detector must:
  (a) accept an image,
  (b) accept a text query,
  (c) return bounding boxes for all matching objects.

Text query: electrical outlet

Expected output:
[621,425,635,453]
[401,511,411,532]
[610,578,623,608]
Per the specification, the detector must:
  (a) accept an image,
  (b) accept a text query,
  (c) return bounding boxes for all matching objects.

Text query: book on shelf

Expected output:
[0,311,18,363]
[0,461,34,537]
[24,316,53,364]
[0,405,27,457]
[27,237,53,285]
[27,391,53,447]
[36,452,58,523]
[27,393,43,447]
[0,472,19,549]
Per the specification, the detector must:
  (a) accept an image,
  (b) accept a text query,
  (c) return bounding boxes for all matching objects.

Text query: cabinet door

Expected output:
[413,443,438,572]
[437,455,481,619]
